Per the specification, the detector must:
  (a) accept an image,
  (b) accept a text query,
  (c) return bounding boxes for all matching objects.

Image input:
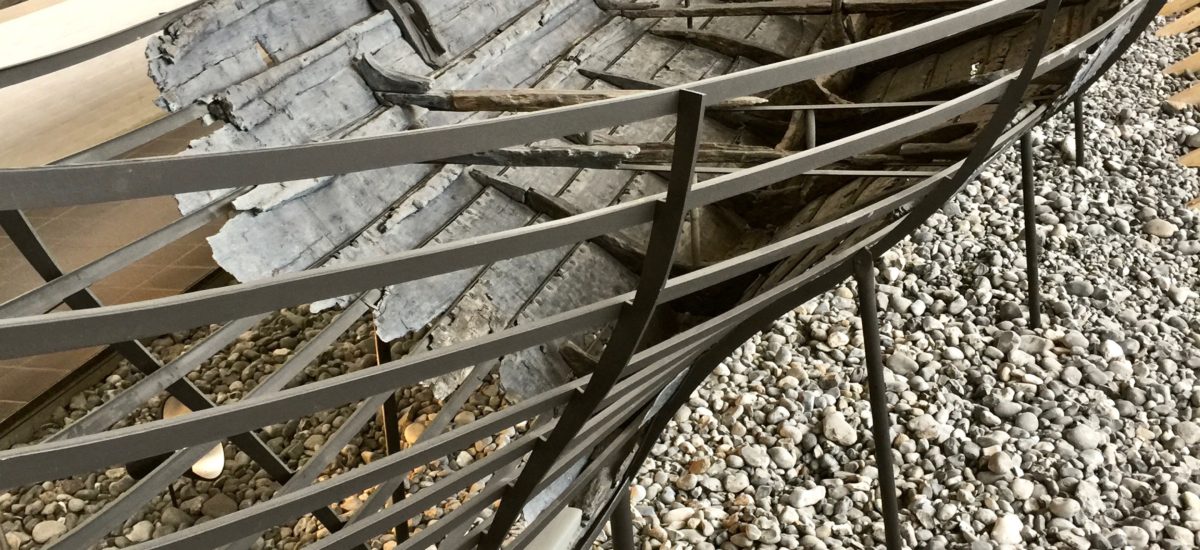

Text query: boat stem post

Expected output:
[610,488,637,550]
[804,109,817,150]
[1073,94,1084,166]
[853,249,902,550]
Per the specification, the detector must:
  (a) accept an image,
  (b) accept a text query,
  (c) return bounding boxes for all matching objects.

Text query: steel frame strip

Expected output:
[0,0,1038,210]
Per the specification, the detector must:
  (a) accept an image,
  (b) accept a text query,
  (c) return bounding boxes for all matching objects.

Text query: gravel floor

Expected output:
[627,24,1200,550]
[3,20,1200,550]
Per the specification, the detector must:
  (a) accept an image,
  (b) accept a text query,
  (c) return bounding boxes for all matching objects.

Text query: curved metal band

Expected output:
[0,0,206,89]
[0,0,1038,210]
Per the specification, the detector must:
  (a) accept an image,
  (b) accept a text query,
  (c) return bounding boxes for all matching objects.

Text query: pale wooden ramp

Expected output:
[1161,0,1200,17]
[1181,148,1200,167]
[1155,4,1200,165]
[0,0,220,428]
[0,0,193,68]
[1165,50,1200,75]
[0,0,195,166]
[0,0,68,24]
[1158,8,1200,35]
[0,39,163,167]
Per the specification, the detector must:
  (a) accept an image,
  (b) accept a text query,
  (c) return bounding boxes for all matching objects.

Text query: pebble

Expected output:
[1143,218,1178,238]
[31,521,67,544]
[403,422,425,444]
[992,514,1023,545]
[822,410,857,446]
[127,520,154,543]
[1065,425,1106,450]
[201,493,238,518]
[740,445,770,468]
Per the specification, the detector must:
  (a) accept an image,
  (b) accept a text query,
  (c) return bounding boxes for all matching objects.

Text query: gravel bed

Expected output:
[627,24,1200,550]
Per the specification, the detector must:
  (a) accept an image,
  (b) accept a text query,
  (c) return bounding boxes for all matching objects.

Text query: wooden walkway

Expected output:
[0,0,219,428]
[1158,0,1200,166]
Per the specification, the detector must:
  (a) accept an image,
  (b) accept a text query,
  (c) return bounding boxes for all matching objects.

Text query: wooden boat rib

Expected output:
[0,0,1157,548]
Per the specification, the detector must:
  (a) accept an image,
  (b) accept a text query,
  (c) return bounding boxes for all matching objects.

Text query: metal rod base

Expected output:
[610,489,637,550]
[854,250,902,550]
[1020,133,1042,330]
[1073,95,1084,166]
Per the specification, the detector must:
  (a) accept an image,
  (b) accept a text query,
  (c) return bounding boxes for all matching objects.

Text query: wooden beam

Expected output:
[609,0,987,17]
[438,145,641,169]
[650,28,789,65]
[353,53,433,93]
[469,170,699,274]
[379,88,766,111]
[577,68,790,136]
[435,143,783,169]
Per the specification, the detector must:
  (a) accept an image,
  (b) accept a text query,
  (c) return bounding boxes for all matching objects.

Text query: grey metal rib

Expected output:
[0,188,244,318]
[0,1,206,89]
[0,0,1038,210]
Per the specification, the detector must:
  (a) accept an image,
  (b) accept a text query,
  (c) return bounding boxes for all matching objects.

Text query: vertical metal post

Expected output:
[685,0,693,28]
[1020,133,1042,330]
[1073,95,1084,166]
[804,109,817,150]
[610,489,636,550]
[374,333,410,542]
[478,89,706,550]
[853,250,901,550]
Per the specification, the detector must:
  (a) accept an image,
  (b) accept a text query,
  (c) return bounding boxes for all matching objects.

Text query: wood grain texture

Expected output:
[0,39,164,167]
[1157,8,1200,35]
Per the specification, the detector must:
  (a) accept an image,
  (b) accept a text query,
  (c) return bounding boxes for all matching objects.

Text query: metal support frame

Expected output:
[804,109,817,150]
[1073,94,1085,166]
[0,207,348,538]
[374,333,410,542]
[479,89,708,549]
[853,250,902,549]
[1020,133,1042,329]
[0,0,1164,547]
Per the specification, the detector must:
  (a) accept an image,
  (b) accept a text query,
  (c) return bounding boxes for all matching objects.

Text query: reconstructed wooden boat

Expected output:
[0,0,1157,548]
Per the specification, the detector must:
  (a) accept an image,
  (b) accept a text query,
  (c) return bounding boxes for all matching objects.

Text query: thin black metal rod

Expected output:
[1073,94,1085,166]
[1020,133,1042,330]
[853,250,901,549]
[610,483,637,550]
